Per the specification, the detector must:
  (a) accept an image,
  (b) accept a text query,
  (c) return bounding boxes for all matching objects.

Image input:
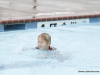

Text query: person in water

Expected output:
[14,33,56,54]
[35,33,56,51]
[13,33,65,61]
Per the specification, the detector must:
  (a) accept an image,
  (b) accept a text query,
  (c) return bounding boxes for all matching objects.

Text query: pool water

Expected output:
[0,23,100,75]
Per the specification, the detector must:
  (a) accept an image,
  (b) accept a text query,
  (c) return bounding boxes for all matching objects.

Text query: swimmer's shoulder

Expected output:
[49,46,57,51]
[35,46,57,51]
[35,46,39,49]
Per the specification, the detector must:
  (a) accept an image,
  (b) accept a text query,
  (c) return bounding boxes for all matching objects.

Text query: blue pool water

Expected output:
[0,23,100,75]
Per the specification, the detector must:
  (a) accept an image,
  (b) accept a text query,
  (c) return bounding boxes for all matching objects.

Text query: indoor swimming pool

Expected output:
[0,23,100,75]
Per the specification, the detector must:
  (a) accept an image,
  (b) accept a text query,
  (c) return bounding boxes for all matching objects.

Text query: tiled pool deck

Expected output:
[0,0,100,24]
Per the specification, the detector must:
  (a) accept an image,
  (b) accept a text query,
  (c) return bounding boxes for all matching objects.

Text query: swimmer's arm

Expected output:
[13,47,35,54]
[22,47,35,50]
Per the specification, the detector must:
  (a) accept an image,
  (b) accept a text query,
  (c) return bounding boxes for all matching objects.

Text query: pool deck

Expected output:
[0,0,100,24]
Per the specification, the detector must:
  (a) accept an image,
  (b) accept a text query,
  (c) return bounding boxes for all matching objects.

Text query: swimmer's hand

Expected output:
[39,55,47,59]
[13,51,22,54]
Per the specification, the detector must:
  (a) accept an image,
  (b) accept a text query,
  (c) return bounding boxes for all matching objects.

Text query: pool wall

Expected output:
[0,24,4,32]
[0,14,100,32]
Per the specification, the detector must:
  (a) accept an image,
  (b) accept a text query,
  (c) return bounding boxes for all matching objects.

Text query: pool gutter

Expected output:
[0,12,100,32]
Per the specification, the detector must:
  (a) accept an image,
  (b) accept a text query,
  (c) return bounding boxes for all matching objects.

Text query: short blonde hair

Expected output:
[38,33,51,42]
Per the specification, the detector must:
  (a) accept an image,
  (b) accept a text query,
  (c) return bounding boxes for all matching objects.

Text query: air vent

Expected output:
[4,24,26,31]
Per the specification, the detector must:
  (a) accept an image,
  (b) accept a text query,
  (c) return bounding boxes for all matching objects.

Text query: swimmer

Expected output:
[13,33,64,62]
[14,33,56,54]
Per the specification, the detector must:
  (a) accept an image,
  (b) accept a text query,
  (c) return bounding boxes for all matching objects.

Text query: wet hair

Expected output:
[38,33,51,42]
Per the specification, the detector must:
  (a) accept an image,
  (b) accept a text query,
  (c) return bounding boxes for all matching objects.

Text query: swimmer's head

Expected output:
[38,33,51,42]
[38,33,51,50]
